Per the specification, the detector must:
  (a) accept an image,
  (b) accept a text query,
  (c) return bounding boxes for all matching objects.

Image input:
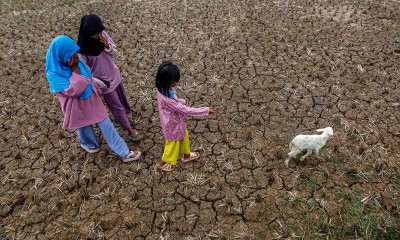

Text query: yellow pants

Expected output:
[162,130,191,165]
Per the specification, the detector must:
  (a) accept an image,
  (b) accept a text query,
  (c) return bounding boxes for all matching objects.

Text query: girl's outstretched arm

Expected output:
[165,98,210,117]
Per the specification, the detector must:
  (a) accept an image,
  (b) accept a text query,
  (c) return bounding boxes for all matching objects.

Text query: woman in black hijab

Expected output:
[77,14,106,56]
[77,14,143,141]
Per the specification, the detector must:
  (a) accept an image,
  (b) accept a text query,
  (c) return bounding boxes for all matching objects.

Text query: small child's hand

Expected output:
[209,107,217,115]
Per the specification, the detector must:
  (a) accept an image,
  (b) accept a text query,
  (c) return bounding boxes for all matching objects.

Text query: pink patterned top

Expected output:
[157,88,209,141]
[56,73,108,130]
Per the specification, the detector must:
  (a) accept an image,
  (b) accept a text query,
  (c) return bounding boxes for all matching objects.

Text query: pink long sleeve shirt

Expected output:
[157,88,209,141]
[56,73,108,130]
[78,31,121,95]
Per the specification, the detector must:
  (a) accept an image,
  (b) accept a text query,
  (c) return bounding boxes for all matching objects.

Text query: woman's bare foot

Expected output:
[127,128,143,141]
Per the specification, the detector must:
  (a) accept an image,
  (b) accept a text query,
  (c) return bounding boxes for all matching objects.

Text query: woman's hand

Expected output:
[92,77,108,89]
[98,34,110,49]
[67,53,80,73]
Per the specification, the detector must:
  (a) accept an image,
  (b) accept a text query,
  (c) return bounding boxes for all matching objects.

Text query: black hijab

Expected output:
[77,14,106,56]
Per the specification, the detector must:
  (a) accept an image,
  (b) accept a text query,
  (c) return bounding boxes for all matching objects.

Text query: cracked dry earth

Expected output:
[1,0,400,239]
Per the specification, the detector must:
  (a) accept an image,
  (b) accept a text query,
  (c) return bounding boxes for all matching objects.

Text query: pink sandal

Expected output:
[155,162,175,172]
[181,152,200,163]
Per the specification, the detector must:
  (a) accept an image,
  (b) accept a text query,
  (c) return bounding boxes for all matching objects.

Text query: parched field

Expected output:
[1,0,399,239]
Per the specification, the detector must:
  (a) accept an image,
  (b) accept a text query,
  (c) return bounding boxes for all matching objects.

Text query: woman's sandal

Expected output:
[155,161,175,172]
[122,150,141,163]
[181,152,200,163]
[128,130,143,141]
[81,145,101,153]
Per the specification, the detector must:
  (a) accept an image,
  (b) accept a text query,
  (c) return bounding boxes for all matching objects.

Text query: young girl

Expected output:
[155,62,216,172]
[77,14,143,141]
[45,35,141,162]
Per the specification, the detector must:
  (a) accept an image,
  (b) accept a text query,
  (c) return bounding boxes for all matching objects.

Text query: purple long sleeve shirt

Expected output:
[157,88,209,141]
[56,73,108,130]
[78,31,121,95]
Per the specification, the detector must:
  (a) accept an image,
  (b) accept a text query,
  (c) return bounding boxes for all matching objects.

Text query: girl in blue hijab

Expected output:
[46,35,93,99]
[45,35,141,162]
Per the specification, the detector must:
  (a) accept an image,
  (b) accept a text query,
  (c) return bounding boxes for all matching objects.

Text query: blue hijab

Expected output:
[45,35,93,100]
